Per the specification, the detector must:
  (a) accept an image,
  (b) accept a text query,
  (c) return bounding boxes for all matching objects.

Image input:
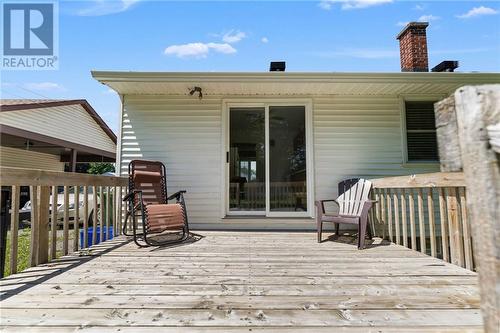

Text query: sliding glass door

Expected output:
[269,106,307,213]
[228,104,309,216]
[229,107,266,213]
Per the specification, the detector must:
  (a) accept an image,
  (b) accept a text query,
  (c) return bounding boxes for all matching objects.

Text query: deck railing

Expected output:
[370,172,474,270]
[0,167,127,277]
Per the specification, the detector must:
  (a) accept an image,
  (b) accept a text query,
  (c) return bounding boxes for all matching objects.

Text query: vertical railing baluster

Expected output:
[374,190,381,238]
[446,187,464,267]
[29,186,39,267]
[50,186,57,260]
[401,189,408,248]
[9,186,20,274]
[417,188,426,254]
[100,186,105,243]
[380,189,386,240]
[37,186,50,265]
[386,189,392,243]
[105,186,110,241]
[62,185,69,256]
[393,190,400,245]
[408,189,417,250]
[118,186,123,236]
[83,186,89,248]
[459,187,473,270]
[92,186,98,246]
[73,185,79,252]
[113,186,117,236]
[438,188,449,262]
[427,188,437,258]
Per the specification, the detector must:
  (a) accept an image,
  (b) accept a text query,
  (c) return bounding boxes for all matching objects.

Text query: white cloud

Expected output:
[77,0,141,16]
[318,1,334,10]
[313,48,398,59]
[418,14,440,22]
[23,82,66,91]
[397,21,409,27]
[457,6,498,19]
[319,0,393,11]
[222,30,246,43]
[261,37,269,43]
[164,42,236,58]
[413,4,425,11]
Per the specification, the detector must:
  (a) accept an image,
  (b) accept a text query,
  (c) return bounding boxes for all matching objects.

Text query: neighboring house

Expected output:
[93,22,500,230]
[0,99,117,212]
[0,99,116,171]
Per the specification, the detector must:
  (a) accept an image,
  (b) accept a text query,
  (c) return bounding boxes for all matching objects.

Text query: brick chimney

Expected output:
[396,22,429,72]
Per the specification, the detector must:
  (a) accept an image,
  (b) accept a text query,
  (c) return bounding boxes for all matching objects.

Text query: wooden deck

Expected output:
[0,231,482,332]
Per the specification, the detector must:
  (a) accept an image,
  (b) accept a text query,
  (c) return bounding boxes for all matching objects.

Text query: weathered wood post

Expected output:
[435,85,499,332]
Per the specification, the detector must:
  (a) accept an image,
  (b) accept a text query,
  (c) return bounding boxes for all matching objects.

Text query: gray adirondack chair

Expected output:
[315,178,375,249]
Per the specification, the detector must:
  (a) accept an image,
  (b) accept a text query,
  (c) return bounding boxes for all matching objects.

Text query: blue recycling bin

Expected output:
[80,227,114,248]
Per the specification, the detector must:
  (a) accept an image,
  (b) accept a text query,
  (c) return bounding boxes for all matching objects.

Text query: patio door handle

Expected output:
[226,151,229,163]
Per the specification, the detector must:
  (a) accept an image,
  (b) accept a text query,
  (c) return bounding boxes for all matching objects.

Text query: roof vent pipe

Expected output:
[431,61,459,72]
[270,61,286,72]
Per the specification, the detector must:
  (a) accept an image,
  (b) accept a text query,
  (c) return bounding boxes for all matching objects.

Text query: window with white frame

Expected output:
[405,101,439,162]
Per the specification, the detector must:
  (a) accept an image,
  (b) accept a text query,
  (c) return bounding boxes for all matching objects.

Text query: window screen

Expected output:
[405,101,439,162]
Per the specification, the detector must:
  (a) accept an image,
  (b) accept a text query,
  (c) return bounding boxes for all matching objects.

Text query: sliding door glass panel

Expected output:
[229,107,265,211]
[269,106,307,212]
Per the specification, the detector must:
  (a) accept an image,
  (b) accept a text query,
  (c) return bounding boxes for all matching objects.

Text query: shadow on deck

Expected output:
[0,231,482,332]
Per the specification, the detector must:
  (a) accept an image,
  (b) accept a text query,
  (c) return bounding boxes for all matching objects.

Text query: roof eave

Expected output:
[92,70,500,84]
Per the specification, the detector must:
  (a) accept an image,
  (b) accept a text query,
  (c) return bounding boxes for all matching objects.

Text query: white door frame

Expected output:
[221,98,314,218]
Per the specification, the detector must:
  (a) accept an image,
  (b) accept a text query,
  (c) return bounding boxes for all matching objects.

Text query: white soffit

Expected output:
[92,71,500,96]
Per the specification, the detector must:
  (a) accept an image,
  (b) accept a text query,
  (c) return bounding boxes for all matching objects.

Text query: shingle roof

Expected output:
[0,99,60,106]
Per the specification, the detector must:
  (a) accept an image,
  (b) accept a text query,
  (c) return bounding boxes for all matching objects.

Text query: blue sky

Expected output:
[2,0,499,133]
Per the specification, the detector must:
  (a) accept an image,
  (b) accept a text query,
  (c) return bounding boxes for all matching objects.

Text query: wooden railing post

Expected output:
[435,85,500,332]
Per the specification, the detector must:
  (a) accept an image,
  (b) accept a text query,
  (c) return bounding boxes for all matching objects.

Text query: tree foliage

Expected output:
[87,162,115,175]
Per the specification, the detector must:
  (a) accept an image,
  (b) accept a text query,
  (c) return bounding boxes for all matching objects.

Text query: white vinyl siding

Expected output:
[121,95,222,224]
[313,95,439,201]
[120,94,440,228]
[0,105,115,153]
[0,146,64,171]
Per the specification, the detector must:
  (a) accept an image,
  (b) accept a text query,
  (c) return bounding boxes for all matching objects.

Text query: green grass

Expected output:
[3,228,77,277]
[3,195,116,277]
[4,228,31,277]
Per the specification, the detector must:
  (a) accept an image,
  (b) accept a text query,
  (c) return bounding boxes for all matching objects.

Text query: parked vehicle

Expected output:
[20,186,99,226]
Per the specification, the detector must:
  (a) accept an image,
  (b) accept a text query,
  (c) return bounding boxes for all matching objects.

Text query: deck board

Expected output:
[0,231,482,331]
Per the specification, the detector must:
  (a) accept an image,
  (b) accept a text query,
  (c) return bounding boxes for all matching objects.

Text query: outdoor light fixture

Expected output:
[189,86,203,99]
